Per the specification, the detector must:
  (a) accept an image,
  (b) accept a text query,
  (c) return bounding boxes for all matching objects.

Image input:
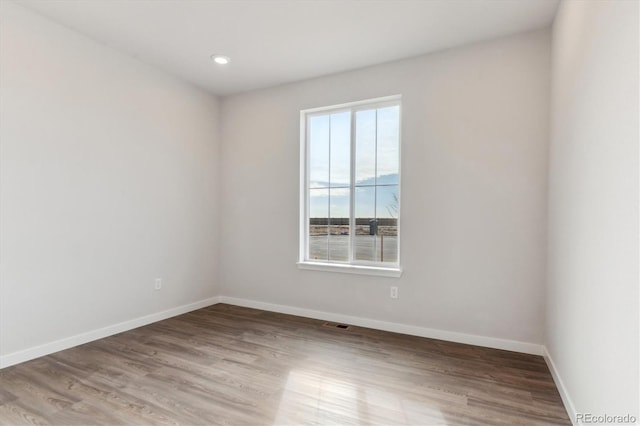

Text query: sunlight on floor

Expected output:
[272,368,448,425]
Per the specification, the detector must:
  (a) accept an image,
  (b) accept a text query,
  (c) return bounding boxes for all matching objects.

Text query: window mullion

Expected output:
[327,115,331,262]
[373,109,378,261]
[305,116,310,261]
[349,110,356,264]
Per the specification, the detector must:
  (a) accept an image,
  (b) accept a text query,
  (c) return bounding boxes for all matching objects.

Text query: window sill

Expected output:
[297,261,402,277]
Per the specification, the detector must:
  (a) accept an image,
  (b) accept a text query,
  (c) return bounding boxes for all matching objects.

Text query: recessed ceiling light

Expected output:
[211,54,230,65]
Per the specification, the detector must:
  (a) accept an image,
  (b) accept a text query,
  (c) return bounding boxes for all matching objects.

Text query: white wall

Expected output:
[0,2,220,364]
[219,30,551,351]
[546,0,639,421]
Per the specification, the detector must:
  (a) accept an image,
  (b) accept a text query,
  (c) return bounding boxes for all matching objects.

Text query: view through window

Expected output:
[301,96,401,269]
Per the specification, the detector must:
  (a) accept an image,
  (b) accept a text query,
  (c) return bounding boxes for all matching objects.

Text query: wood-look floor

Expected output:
[0,304,570,425]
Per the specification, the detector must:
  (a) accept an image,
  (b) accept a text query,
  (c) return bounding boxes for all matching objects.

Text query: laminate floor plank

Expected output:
[0,304,570,425]
[0,401,53,426]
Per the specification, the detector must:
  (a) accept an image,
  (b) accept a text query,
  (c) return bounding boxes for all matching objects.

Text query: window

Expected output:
[299,96,401,276]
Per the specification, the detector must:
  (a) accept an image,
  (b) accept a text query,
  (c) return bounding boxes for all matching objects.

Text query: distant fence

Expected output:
[310,218,397,226]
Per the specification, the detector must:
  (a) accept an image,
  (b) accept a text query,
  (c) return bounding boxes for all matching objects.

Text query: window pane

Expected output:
[329,227,349,262]
[376,106,399,184]
[329,187,350,219]
[330,112,350,188]
[355,109,376,186]
[376,185,399,264]
[354,186,376,261]
[309,115,329,188]
[309,188,328,261]
[328,188,350,262]
[376,184,399,223]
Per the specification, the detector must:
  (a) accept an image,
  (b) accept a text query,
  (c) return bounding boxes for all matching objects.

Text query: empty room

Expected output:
[0,0,637,425]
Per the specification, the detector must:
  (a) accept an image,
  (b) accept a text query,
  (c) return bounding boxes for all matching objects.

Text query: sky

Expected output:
[308,105,399,219]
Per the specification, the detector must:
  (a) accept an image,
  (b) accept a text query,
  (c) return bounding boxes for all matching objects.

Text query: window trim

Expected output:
[298,95,402,277]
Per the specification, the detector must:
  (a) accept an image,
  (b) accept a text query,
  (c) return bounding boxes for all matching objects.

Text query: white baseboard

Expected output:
[0,294,545,370]
[0,296,221,369]
[218,296,544,355]
[543,346,578,425]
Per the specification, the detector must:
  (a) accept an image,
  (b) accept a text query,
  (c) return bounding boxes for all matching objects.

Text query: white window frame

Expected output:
[298,95,402,277]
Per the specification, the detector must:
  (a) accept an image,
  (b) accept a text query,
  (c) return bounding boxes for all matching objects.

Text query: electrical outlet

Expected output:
[154,278,162,290]
[390,286,398,299]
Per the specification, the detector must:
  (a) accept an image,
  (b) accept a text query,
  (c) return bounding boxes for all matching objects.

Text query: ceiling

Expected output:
[17,0,559,96]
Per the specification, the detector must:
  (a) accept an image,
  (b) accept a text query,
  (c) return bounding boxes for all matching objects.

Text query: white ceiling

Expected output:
[17,0,559,96]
